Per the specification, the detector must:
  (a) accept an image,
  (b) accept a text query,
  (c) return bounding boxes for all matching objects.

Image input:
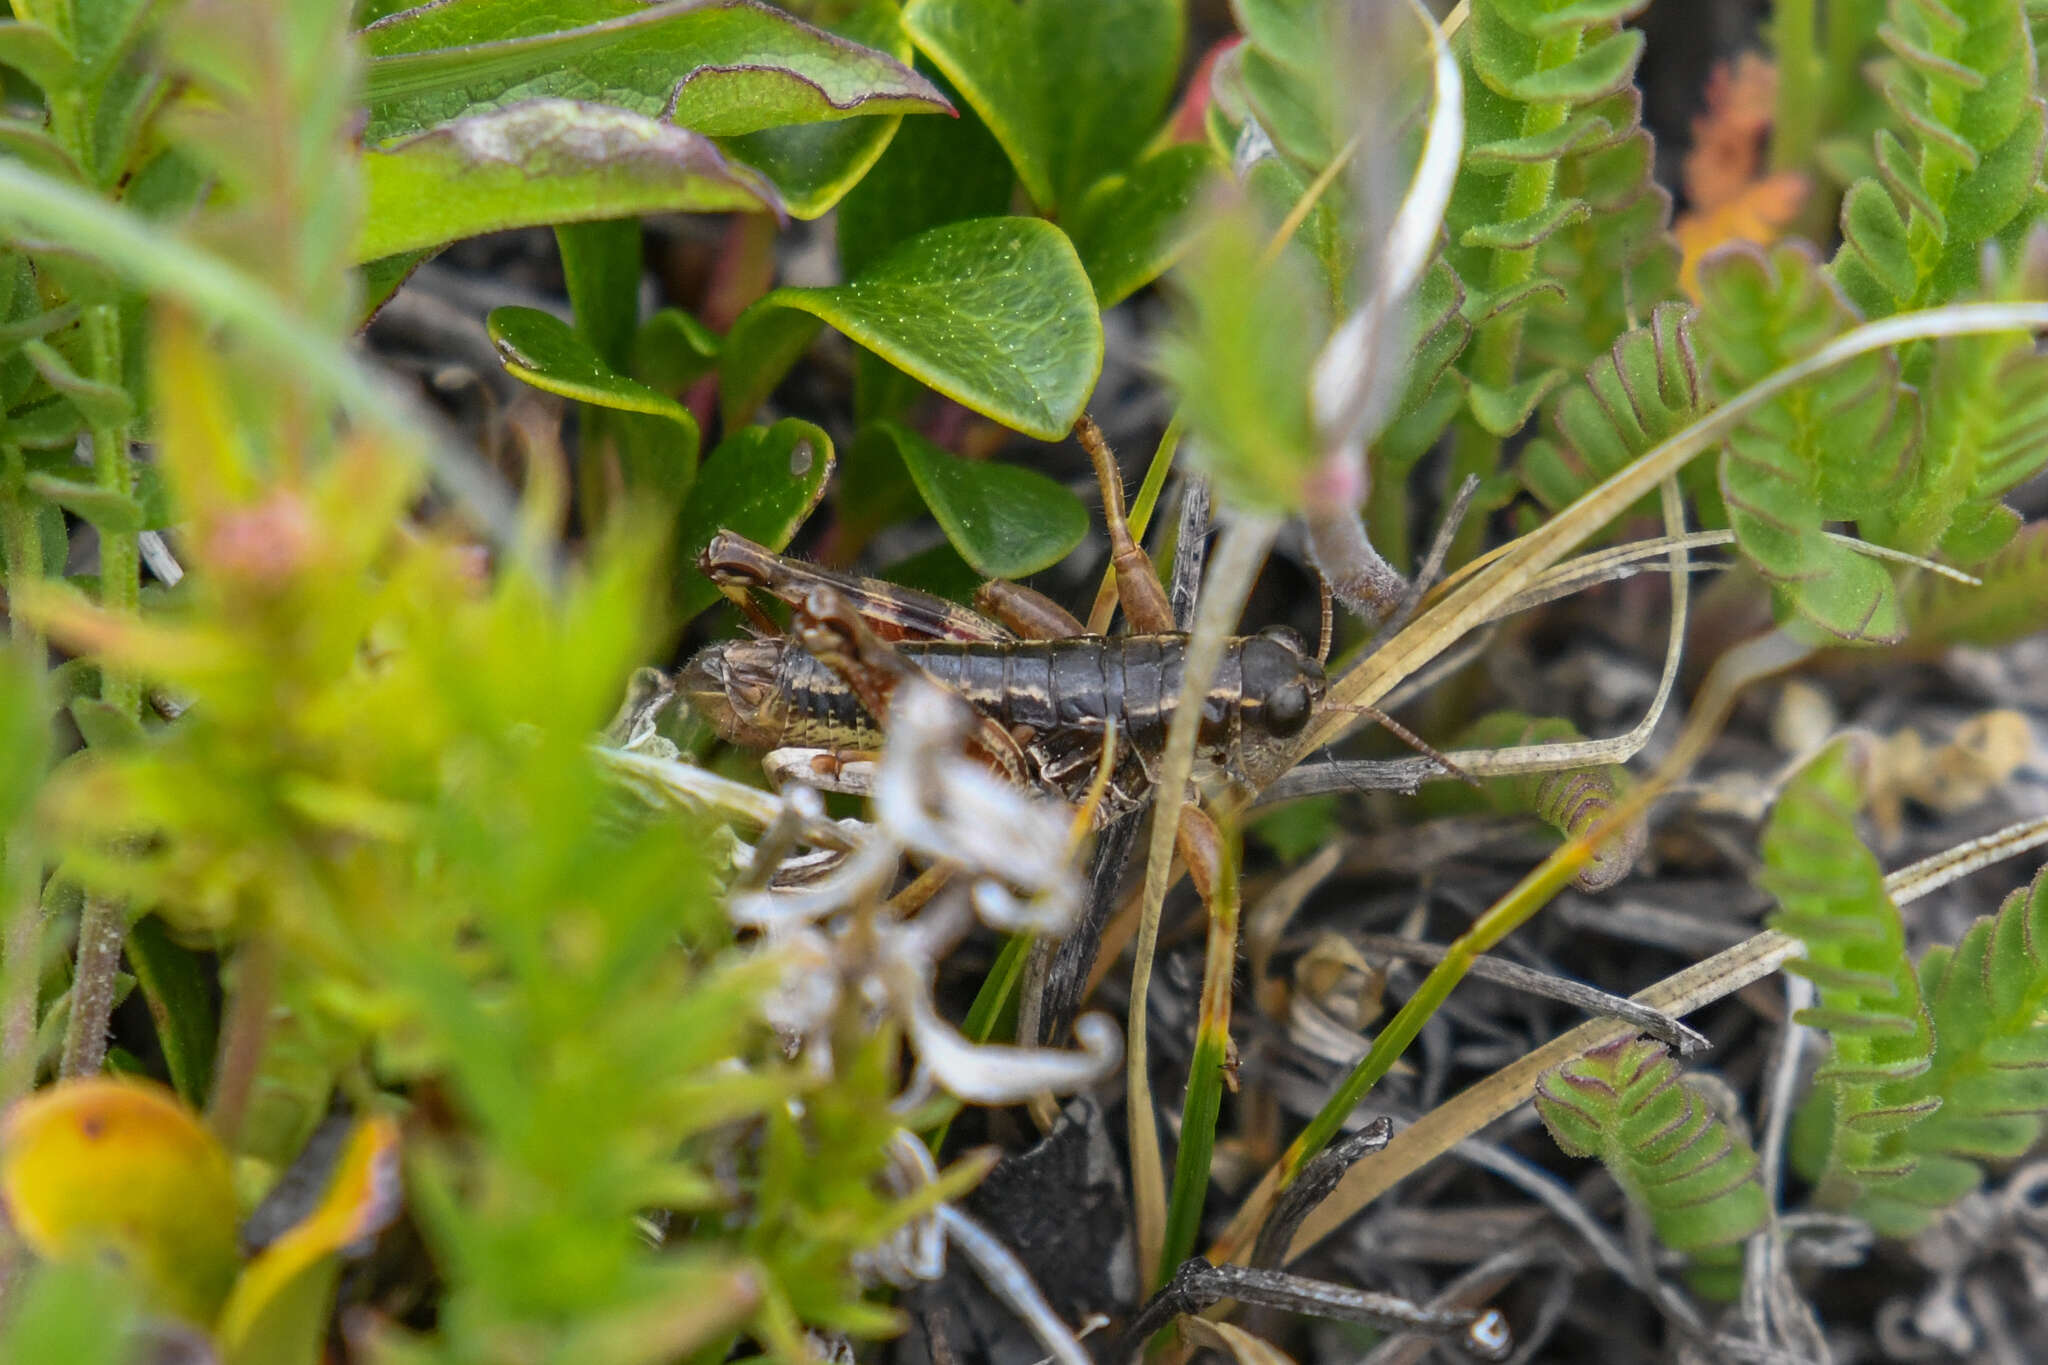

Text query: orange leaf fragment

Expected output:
[1674,52,1810,299]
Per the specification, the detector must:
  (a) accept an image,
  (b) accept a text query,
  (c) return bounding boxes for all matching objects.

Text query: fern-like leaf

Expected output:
[1518,301,1708,522]
[1695,242,1916,643]
[1446,0,1651,437]
[1536,1036,1770,1267]
[1899,519,2048,650]
[1762,740,1939,1208]
[1864,245,2048,561]
[1522,87,1683,379]
[1831,0,2047,326]
[1444,711,1647,891]
[1846,865,2048,1234]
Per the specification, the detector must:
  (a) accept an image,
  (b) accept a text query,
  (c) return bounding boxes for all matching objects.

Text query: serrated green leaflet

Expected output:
[903,0,1182,211]
[357,101,780,261]
[672,419,835,620]
[724,217,1101,440]
[876,420,1086,577]
[1066,143,1219,308]
[361,0,948,143]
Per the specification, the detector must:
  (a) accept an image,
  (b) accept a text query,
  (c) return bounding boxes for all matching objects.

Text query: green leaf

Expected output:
[124,916,217,1110]
[357,100,780,261]
[555,218,643,368]
[631,307,724,394]
[1865,247,2048,561]
[1900,520,2048,651]
[722,217,1101,439]
[717,307,826,434]
[1853,864,2048,1235]
[1764,740,1938,1207]
[1153,191,1323,512]
[487,306,697,434]
[0,20,75,91]
[0,117,87,184]
[67,698,146,751]
[23,339,135,428]
[0,1264,140,1365]
[1444,712,1646,893]
[1831,0,2047,324]
[836,61,1014,279]
[903,0,1183,211]
[1519,302,1706,519]
[355,248,435,327]
[1536,1035,1768,1276]
[1696,243,1911,644]
[361,0,949,143]
[1066,142,1220,308]
[672,418,835,620]
[875,420,1087,577]
[25,474,144,534]
[715,0,924,219]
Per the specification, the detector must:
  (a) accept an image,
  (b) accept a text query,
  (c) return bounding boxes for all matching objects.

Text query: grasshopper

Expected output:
[677,418,1327,824]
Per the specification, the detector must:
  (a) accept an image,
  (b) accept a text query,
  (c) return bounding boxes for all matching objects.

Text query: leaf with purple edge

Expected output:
[356,100,782,261]
[361,0,950,144]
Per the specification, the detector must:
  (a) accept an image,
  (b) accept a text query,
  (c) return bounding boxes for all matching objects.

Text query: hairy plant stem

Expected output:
[1,442,46,1103]
[0,839,39,1104]
[57,307,138,1079]
[207,934,277,1148]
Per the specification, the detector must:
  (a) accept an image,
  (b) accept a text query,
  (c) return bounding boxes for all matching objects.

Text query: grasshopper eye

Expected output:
[1264,681,1312,737]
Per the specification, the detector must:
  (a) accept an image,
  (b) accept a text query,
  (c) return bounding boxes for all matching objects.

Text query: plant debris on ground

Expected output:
[4,1,2048,1363]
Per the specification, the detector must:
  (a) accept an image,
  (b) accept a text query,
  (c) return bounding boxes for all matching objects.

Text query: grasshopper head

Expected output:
[675,639,788,750]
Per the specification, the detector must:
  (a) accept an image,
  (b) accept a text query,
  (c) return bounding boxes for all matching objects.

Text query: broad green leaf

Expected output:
[631,307,723,394]
[836,61,1012,279]
[876,419,1087,577]
[358,100,780,261]
[722,217,1101,439]
[717,307,825,434]
[216,1117,403,1365]
[1066,142,1219,308]
[672,418,835,620]
[555,218,643,368]
[361,0,948,143]
[0,1078,241,1326]
[716,0,922,219]
[355,247,435,326]
[124,916,217,1109]
[0,19,75,91]
[488,306,696,432]
[903,0,1183,211]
